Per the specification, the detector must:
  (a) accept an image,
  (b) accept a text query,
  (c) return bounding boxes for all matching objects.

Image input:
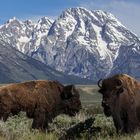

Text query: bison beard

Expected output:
[0,80,81,131]
[98,74,140,133]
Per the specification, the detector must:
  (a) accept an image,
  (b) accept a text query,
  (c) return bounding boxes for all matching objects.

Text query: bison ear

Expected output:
[61,85,74,100]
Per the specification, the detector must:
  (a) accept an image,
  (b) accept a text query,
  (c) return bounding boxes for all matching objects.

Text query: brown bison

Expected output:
[0,80,81,131]
[98,74,140,133]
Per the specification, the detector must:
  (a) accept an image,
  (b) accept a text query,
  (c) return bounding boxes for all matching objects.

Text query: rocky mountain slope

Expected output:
[110,43,140,79]
[0,17,53,54]
[0,39,92,84]
[0,7,140,81]
[32,7,140,80]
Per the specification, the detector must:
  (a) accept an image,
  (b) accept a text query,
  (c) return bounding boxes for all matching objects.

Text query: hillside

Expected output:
[0,40,93,84]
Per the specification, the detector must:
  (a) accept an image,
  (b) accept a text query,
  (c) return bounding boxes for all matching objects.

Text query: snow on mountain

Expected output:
[0,17,34,53]
[0,36,92,84]
[27,17,54,55]
[0,7,140,81]
[0,16,53,54]
[31,7,140,80]
[110,43,140,79]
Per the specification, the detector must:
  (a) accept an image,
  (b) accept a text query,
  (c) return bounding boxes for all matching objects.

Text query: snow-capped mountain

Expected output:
[0,16,53,54]
[0,37,92,84]
[0,17,34,53]
[0,7,140,81]
[27,17,54,55]
[31,7,140,80]
[110,43,140,79]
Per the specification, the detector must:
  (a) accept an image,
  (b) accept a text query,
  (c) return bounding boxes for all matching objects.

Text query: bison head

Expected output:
[98,78,124,117]
[61,85,81,116]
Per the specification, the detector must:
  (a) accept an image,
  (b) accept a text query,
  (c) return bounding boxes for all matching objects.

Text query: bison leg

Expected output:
[26,111,34,118]
[113,114,124,133]
[113,117,123,133]
[32,115,48,132]
[3,112,10,121]
[32,109,48,132]
[26,104,37,118]
[125,110,138,133]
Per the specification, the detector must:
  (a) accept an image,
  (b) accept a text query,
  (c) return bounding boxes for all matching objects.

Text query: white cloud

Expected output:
[79,0,140,36]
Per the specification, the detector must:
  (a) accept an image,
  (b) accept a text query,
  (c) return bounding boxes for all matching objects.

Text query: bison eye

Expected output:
[116,87,124,95]
[61,92,73,100]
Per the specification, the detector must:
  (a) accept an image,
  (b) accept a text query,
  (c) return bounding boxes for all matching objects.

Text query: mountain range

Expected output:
[0,7,140,83]
[0,39,93,84]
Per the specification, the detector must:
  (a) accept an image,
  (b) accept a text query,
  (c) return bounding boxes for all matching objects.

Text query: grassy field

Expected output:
[0,85,139,140]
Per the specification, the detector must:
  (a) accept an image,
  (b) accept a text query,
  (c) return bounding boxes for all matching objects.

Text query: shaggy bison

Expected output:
[0,80,81,131]
[98,74,140,133]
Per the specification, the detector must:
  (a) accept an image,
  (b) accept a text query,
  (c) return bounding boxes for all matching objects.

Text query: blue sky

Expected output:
[0,0,140,36]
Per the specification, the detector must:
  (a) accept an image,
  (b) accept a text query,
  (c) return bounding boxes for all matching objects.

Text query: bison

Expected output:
[98,74,140,133]
[0,80,81,131]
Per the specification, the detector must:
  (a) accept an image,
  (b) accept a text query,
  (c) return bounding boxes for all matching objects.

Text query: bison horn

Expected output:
[97,79,103,88]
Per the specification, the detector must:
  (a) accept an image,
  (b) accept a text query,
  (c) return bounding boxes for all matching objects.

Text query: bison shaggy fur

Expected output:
[0,80,81,131]
[98,74,140,133]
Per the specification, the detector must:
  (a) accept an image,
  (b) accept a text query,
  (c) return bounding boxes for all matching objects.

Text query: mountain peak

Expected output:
[59,7,123,26]
[24,19,33,25]
[31,7,140,80]
[38,17,54,25]
[65,7,91,13]
[6,17,21,24]
[60,7,92,18]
